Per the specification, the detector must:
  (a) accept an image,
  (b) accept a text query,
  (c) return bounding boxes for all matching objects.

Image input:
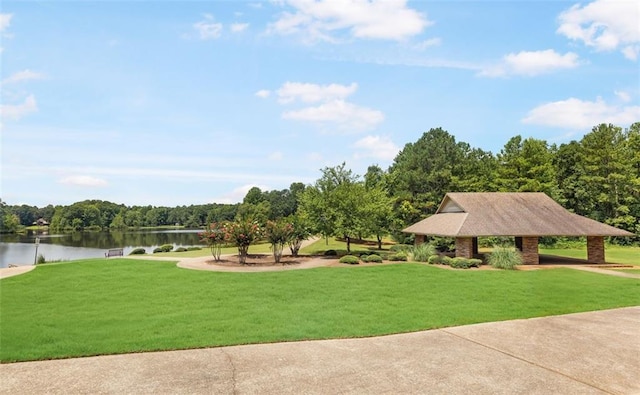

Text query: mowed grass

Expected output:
[1,258,639,363]
[539,246,640,265]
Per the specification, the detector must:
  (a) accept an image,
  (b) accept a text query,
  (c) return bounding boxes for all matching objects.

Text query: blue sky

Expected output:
[2,0,639,207]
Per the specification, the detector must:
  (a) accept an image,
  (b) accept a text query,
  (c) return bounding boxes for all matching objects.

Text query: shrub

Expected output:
[468,258,483,267]
[390,244,413,253]
[442,256,454,266]
[364,254,383,263]
[324,249,338,256]
[36,254,46,265]
[449,257,482,269]
[427,255,442,264]
[339,255,360,264]
[388,251,408,261]
[153,247,163,253]
[129,248,146,255]
[358,252,369,258]
[412,243,435,262]
[488,247,522,270]
[159,244,174,253]
[174,247,187,252]
[186,246,202,251]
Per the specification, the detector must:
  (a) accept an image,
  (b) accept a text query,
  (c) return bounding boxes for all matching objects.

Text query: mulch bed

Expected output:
[209,254,313,267]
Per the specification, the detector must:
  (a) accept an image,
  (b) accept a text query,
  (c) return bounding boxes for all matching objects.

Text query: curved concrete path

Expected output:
[1,307,638,394]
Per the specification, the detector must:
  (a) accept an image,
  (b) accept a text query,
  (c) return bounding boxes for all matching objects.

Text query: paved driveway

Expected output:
[1,306,638,394]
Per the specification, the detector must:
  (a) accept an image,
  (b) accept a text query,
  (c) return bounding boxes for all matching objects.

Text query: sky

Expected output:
[1,0,639,208]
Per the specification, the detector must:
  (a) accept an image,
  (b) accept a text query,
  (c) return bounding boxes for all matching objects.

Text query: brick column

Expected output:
[587,236,605,264]
[414,234,425,246]
[455,237,473,259]
[521,237,539,265]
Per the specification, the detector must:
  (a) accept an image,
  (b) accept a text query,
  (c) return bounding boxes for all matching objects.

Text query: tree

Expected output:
[265,219,294,264]
[200,222,226,261]
[299,163,365,252]
[496,136,557,195]
[287,213,312,256]
[223,218,262,264]
[362,184,394,250]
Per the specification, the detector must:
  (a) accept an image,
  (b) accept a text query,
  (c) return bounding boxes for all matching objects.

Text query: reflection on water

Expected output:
[0,229,204,268]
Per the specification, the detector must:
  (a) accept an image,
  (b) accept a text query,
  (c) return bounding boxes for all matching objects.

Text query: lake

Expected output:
[0,229,205,268]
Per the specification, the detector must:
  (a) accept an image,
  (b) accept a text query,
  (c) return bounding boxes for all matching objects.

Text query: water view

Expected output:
[0,229,204,268]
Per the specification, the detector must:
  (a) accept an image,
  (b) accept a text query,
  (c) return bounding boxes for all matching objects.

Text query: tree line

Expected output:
[1,122,638,245]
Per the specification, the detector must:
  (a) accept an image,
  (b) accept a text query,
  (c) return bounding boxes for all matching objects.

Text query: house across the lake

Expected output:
[403,192,634,265]
[33,218,49,227]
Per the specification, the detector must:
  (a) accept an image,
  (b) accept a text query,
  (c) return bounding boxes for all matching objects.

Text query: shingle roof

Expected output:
[403,192,635,237]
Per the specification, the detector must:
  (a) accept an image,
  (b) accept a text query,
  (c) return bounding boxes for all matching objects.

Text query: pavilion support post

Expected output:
[414,234,425,246]
[455,237,474,259]
[521,237,539,265]
[587,236,605,264]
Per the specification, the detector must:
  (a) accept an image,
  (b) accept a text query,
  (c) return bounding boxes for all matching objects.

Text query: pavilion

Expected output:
[403,192,635,264]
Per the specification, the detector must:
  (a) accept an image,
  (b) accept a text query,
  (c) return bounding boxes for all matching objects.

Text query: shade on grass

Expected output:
[1,258,639,362]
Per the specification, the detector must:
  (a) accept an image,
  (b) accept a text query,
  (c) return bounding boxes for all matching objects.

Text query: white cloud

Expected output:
[194,19,223,39]
[614,90,631,102]
[0,13,12,32]
[413,37,441,50]
[59,175,108,187]
[522,96,640,129]
[557,0,640,60]
[268,0,430,42]
[353,135,399,160]
[479,50,581,77]
[268,151,283,160]
[255,89,271,98]
[2,69,46,85]
[282,99,384,131]
[213,183,269,204]
[231,23,249,33]
[0,95,37,120]
[277,82,357,104]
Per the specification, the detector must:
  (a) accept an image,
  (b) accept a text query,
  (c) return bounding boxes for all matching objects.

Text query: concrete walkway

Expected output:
[1,307,638,394]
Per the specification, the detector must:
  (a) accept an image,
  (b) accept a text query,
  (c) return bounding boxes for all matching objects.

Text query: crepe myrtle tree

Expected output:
[265,219,294,264]
[199,222,226,261]
[224,218,262,265]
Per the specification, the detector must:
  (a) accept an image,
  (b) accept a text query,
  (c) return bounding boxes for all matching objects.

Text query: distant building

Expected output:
[33,218,50,227]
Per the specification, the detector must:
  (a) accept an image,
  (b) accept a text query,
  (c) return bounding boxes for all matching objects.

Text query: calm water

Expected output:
[0,229,204,268]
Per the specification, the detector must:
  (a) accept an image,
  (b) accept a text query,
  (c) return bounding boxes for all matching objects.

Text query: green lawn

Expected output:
[1,258,638,363]
[539,246,640,265]
[301,237,392,255]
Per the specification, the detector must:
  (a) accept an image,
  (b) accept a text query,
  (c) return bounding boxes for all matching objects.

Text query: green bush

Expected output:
[174,247,187,252]
[468,258,483,267]
[129,248,146,255]
[488,247,522,270]
[36,254,46,265]
[324,249,338,256]
[442,256,454,266]
[339,255,360,264]
[390,244,413,253]
[427,255,443,265]
[186,246,202,251]
[388,251,408,261]
[152,247,163,253]
[159,244,174,253]
[412,243,435,262]
[364,254,383,263]
[449,257,482,269]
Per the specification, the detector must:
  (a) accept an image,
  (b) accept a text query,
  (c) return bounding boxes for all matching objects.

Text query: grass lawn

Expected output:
[301,237,392,255]
[1,258,639,363]
[539,246,640,265]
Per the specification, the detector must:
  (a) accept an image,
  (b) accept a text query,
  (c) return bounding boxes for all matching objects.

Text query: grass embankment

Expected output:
[1,258,638,362]
[301,237,392,256]
[151,243,274,258]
